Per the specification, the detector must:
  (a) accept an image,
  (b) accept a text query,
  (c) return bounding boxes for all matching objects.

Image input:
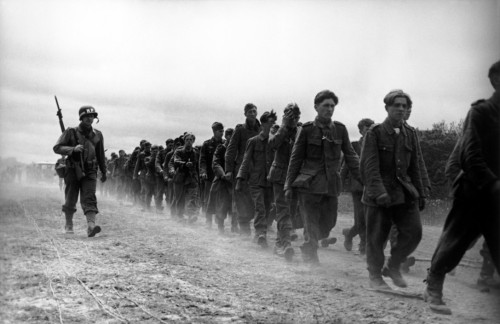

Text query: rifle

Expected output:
[55,96,85,180]
[55,96,65,133]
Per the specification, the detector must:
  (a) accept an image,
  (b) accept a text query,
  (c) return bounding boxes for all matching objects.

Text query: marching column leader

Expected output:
[53,106,107,237]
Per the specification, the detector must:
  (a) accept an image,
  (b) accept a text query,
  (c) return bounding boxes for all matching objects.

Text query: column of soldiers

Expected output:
[66,60,498,316]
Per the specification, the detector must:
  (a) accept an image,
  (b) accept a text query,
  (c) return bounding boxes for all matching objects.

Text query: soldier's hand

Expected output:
[201,173,208,180]
[186,161,193,169]
[282,110,295,128]
[285,189,294,202]
[74,144,84,153]
[418,197,426,211]
[101,174,107,183]
[223,172,233,182]
[235,179,243,192]
[375,193,391,207]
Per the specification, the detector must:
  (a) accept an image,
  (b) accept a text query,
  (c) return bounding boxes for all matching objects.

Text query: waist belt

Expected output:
[84,160,98,170]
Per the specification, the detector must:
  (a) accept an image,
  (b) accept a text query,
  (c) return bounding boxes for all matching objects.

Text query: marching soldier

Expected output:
[340,118,374,255]
[236,111,277,248]
[199,122,225,228]
[225,103,261,236]
[285,90,361,264]
[172,133,199,223]
[424,61,500,314]
[53,106,106,237]
[268,103,301,260]
[210,128,235,234]
[361,90,425,289]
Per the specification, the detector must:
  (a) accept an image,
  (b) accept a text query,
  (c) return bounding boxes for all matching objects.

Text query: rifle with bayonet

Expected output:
[55,96,85,180]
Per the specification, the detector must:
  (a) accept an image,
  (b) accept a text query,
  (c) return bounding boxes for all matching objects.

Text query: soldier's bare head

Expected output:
[225,128,234,142]
[211,122,224,140]
[184,133,196,149]
[314,90,338,120]
[384,90,412,109]
[488,60,500,90]
[384,90,410,124]
[283,103,301,127]
[358,118,375,136]
[260,110,277,136]
[244,103,258,121]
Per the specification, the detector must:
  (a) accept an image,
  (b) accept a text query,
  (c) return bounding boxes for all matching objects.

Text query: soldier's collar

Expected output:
[382,118,405,135]
[314,116,333,129]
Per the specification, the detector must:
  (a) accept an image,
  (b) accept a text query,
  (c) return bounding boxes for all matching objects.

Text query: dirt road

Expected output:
[1,183,499,323]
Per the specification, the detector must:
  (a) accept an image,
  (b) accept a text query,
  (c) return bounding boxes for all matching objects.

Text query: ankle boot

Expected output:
[86,212,101,237]
[64,213,74,234]
[424,271,451,315]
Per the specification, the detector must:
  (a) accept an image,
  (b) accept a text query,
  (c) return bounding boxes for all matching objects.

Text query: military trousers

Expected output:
[346,191,366,251]
[366,202,422,276]
[172,181,199,219]
[429,185,500,277]
[140,178,155,210]
[273,183,294,247]
[249,184,272,236]
[299,193,338,251]
[233,181,255,231]
[154,176,165,209]
[62,169,98,215]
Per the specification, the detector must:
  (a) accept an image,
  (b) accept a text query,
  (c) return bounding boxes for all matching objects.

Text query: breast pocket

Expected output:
[307,137,323,159]
[331,139,343,159]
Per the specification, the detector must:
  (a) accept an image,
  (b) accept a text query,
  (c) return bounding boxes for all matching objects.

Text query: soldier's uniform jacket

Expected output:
[212,143,227,179]
[53,125,106,175]
[404,121,431,194]
[360,117,424,207]
[237,133,274,187]
[455,92,499,194]
[163,150,175,179]
[340,139,364,192]
[107,157,117,177]
[145,150,158,181]
[199,137,224,182]
[112,155,127,177]
[124,151,139,178]
[172,146,199,185]
[285,118,360,196]
[225,120,261,175]
[155,148,168,176]
[133,151,151,180]
[268,125,300,185]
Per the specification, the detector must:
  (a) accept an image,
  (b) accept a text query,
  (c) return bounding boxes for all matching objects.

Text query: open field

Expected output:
[0,183,498,323]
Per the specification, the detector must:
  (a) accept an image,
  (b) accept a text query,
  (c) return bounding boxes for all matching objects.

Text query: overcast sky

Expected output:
[1,0,499,163]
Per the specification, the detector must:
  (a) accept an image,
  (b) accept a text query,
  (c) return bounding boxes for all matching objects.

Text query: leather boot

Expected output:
[86,212,101,237]
[64,212,74,234]
[424,271,452,315]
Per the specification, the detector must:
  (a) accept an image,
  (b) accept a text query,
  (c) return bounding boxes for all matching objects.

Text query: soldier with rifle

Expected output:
[53,103,107,237]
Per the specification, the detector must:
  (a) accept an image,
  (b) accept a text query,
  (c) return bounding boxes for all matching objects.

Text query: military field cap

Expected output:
[383,89,413,108]
[79,106,98,120]
[225,128,234,136]
[151,144,159,150]
[144,141,152,147]
[211,122,224,131]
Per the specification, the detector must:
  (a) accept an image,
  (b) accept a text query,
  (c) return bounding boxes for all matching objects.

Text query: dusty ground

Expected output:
[0,182,499,324]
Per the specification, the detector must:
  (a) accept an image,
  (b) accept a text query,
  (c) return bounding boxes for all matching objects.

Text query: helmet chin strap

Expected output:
[95,117,100,124]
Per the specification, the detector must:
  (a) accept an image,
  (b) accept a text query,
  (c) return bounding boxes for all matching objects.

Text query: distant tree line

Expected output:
[418,120,464,199]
